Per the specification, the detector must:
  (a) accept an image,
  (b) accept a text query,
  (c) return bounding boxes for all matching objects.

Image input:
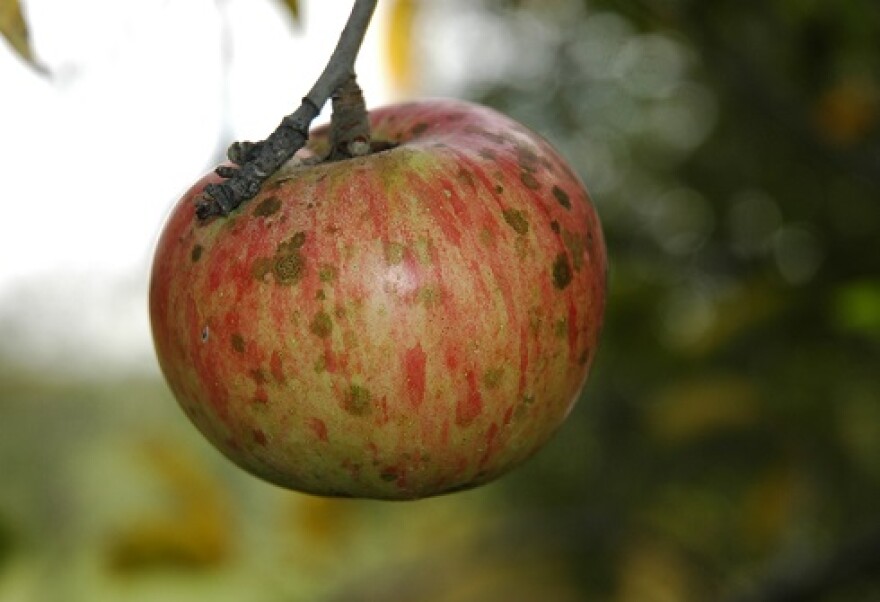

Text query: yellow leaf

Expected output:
[814,78,879,147]
[646,376,760,443]
[0,0,40,69]
[105,439,234,573]
[279,0,300,25]
[385,0,417,93]
[739,465,801,552]
[616,539,697,602]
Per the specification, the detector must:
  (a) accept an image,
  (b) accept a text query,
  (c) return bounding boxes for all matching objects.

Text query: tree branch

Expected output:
[196,0,378,220]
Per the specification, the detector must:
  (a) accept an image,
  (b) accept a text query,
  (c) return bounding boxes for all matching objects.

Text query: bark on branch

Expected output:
[196,0,378,220]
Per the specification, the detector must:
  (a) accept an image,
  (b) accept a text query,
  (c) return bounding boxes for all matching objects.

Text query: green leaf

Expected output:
[0,0,41,69]
[832,280,880,338]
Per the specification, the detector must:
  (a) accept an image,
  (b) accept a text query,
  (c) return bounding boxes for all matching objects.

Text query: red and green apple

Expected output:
[149,99,606,499]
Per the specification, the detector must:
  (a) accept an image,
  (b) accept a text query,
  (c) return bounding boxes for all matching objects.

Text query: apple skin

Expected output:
[149,99,606,499]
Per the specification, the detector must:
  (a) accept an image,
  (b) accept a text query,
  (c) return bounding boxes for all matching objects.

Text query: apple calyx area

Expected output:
[150,98,607,499]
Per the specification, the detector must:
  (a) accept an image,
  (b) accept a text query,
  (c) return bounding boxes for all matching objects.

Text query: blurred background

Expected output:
[2,0,880,600]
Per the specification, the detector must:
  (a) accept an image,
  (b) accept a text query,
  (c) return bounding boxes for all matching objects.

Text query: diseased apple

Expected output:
[149,99,607,499]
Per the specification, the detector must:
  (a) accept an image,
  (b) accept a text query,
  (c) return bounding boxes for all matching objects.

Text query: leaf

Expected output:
[739,465,800,551]
[385,0,417,92]
[832,279,880,338]
[105,439,233,573]
[616,539,697,602]
[0,0,40,69]
[278,0,300,25]
[814,78,879,147]
[646,376,761,443]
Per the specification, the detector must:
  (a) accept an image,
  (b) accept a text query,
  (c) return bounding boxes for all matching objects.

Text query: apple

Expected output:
[149,99,607,499]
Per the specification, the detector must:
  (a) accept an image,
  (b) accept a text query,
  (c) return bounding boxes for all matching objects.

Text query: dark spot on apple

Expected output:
[554,318,567,338]
[520,171,540,190]
[273,253,305,285]
[384,242,406,265]
[411,122,429,135]
[253,196,281,217]
[201,326,210,342]
[344,384,372,416]
[552,185,571,209]
[191,244,203,262]
[278,231,306,253]
[457,168,475,187]
[514,394,536,420]
[482,367,505,389]
[249,369,268,384]
[231,333,245,353]
[563,229,585,270]
[253,429,267,445]
[502,209,529,235]
[380,468,398,482]
[516,145,540,172]
[319,264,338,282]
[251,257,273,282]
[465,126,507,145]
[479,148,497,160]
[552,253,573,290]
[310,311,333,338]
[416,286,442,308]
[315,289,326,300]
[550,220,561,234]
[494,184,504,194]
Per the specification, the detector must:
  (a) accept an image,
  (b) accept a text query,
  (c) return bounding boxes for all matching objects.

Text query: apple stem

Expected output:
[325,75,372,161]
[196,0,379,220]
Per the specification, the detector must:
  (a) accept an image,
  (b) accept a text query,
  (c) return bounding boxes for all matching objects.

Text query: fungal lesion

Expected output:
[552,253,573,290]
[383,241,406,265]
[562,229,586,270]
[318,264,338,282]
[309,311,333,339]
[554,318,568,339]
[273,253,305,285]
[482,367,505,390]
[410,122,429,136]
[520,171,540,190]
[552,185,571,209]
[514,394,536,420]
[416,286,443,308]
[344,384,373,416]
[230,333,246,353]
[252,231,308,286]
[502,208,530,235]
[252,196,282,217]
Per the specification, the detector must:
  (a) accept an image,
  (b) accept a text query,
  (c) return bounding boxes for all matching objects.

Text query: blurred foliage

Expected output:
[455,0,880,600]
[2,0,880,601]
[278,0,300,24]
[385,0,417,93]
[0,0,37,69]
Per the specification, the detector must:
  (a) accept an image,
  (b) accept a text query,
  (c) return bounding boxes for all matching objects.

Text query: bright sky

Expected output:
[0,0,403,372]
